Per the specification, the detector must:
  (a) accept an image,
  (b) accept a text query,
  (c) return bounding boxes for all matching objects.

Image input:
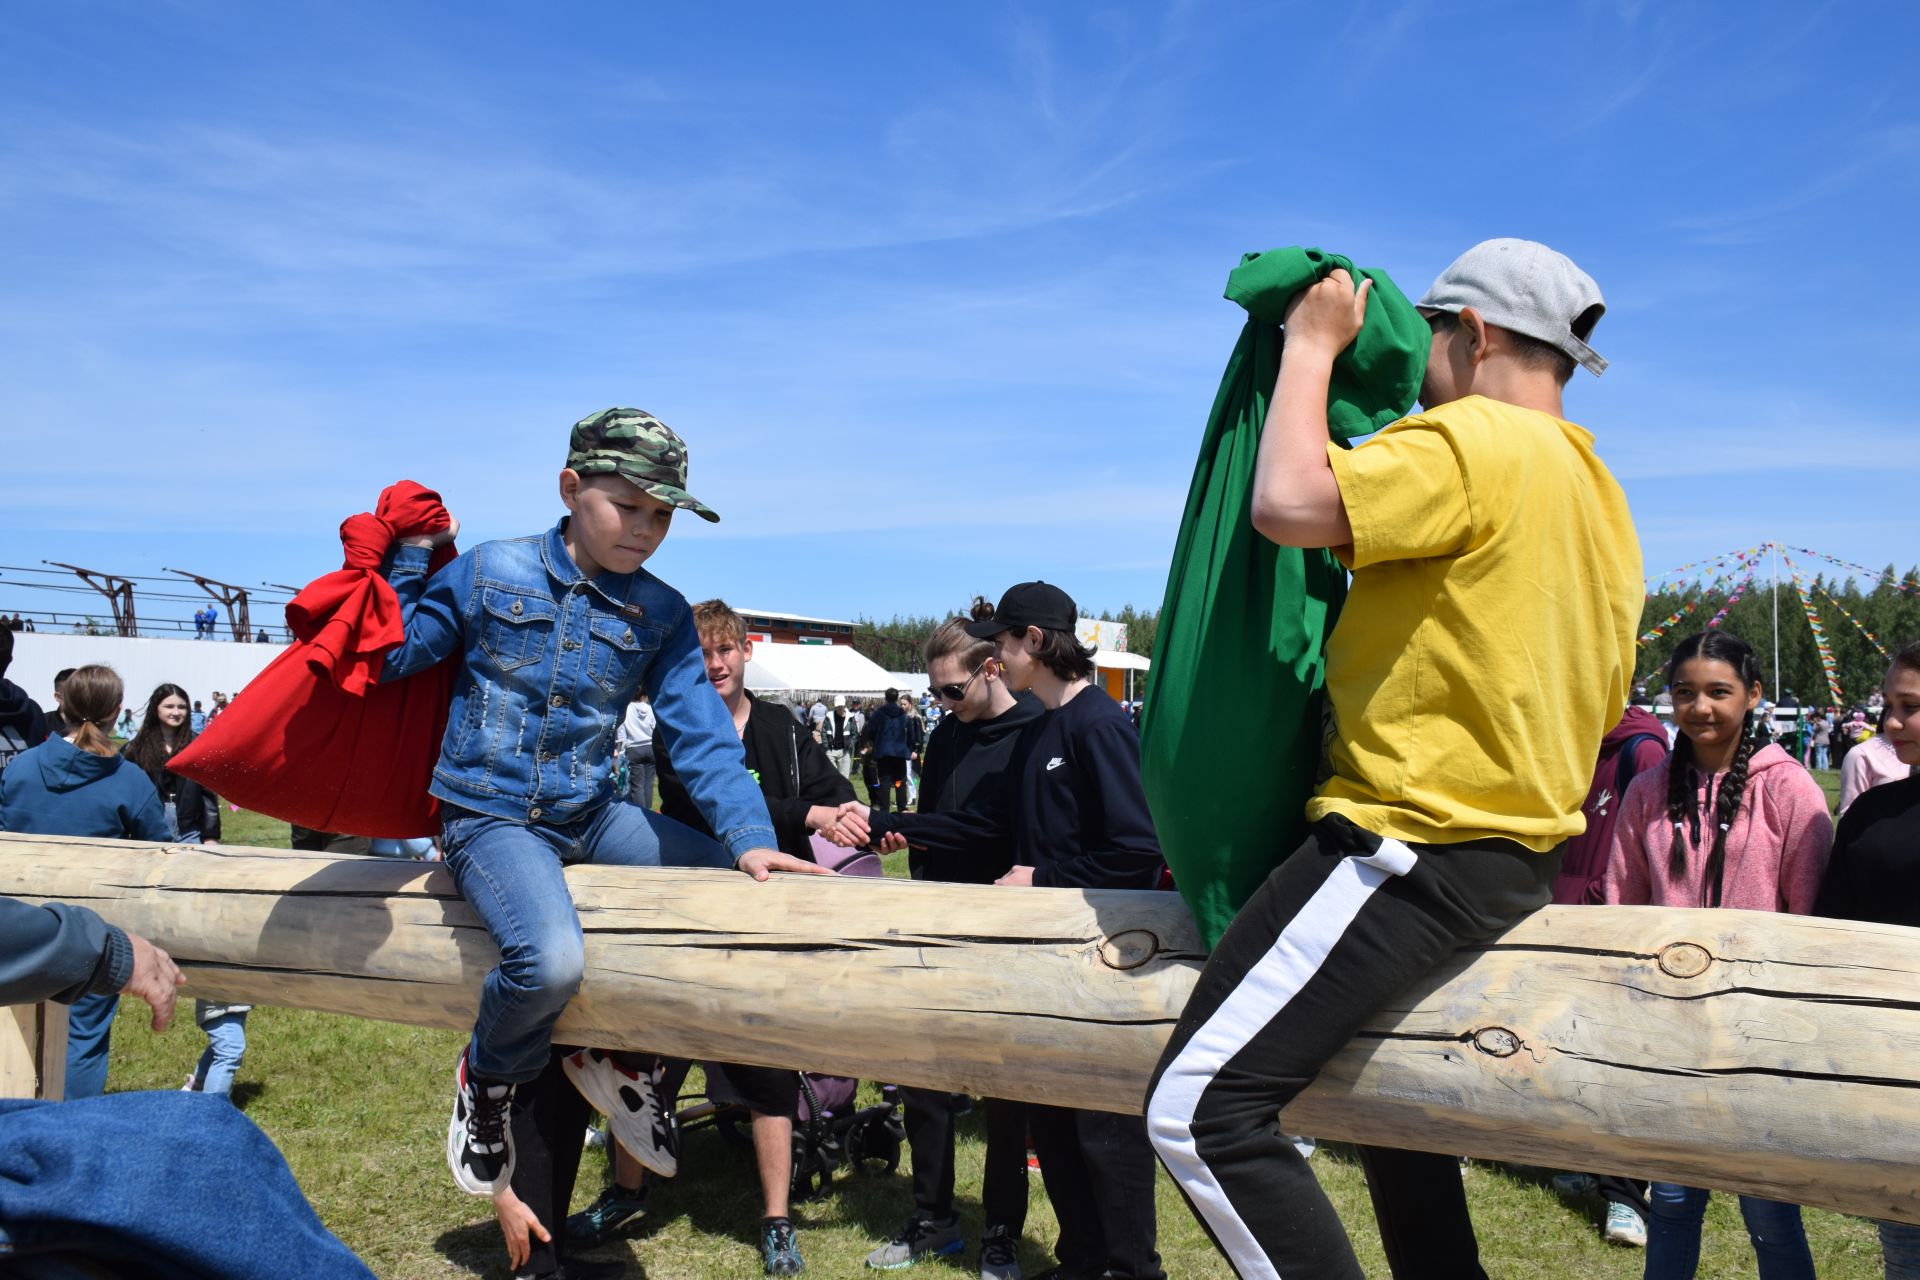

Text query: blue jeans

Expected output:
[1645,1183,1814,1280]
[1882,1218,1920,1280]
[0,1092,373,1278]
[194,1011,249,1096]
[442,800,732,1083]
[64,993,119,1100]
[1815,745,1831,769]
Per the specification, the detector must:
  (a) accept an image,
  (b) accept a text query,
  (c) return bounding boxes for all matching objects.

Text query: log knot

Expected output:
[1472,1027,1520,1058]
[1657,942,1714,979]
[1099,929,1160,971]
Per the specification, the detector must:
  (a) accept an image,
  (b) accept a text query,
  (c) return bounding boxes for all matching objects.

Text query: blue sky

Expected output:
[4,1,1917,632]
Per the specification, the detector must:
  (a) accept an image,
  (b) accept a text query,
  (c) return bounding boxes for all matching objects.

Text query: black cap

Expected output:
[965,581,1078,638]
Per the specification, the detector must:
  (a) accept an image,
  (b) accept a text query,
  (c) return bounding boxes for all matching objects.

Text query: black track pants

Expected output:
[1030,1104,1165,1279]
[900,1090,1031,1232]
[1145,815,1556,1280]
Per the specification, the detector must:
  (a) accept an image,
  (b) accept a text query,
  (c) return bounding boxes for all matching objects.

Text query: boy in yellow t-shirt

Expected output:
[1147,239,1642,1280]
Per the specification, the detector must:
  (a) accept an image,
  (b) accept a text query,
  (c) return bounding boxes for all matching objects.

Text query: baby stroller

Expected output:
[672,835,905,1202]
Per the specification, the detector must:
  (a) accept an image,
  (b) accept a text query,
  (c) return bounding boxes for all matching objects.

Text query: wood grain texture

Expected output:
[4,833,1917,1223]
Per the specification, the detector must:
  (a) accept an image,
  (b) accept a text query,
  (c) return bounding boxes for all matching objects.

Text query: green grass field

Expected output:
[94,780,1887,1279]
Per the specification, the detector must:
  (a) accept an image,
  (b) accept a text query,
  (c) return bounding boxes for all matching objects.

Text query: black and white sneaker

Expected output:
[562,1048,678,1177]
[447,1048,516,1195]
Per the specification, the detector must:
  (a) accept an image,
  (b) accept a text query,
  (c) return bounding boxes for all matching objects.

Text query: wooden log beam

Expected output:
[3,833,1918,1225]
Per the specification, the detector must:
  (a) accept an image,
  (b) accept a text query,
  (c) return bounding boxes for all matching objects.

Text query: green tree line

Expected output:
[1637,564,1920,707]
[851,603,1160,676]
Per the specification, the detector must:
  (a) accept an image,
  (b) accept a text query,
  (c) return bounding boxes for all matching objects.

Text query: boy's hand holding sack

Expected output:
[171,481,460,838]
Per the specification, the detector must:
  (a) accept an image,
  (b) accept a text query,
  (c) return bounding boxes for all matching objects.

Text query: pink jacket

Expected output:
[1599,744,1833,913]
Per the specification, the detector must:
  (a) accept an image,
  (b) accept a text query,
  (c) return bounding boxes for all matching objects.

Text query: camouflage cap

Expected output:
[566,407,720,523]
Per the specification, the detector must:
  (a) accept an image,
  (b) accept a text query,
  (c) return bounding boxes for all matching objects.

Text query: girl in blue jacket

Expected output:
[0,663,171,1097]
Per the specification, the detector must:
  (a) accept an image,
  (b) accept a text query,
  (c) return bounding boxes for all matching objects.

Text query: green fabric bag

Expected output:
[1139,248,1428,946]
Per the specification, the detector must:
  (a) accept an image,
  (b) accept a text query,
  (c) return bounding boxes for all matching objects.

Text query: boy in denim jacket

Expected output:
[382,407,824,1197]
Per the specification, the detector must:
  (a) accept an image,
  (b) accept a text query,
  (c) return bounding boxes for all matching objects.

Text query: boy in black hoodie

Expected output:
[0,625,49,786]
[581,599,857,1275]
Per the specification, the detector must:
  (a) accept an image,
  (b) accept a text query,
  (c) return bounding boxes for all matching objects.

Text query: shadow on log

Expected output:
[3,833,1918,1225]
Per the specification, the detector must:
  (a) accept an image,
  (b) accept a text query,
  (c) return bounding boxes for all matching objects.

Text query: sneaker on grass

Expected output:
[979,1225,1022,1280]
[1604,1199,1648,1248]
[447,1048,516,1195]
[865,1215,963,1269]
[566,1184,650,1245]
[762,1217,806,1276]
[562,1048,677,1177]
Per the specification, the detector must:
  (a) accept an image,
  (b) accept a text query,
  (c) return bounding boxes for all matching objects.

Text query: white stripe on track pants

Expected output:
[1145,814,1557,1280]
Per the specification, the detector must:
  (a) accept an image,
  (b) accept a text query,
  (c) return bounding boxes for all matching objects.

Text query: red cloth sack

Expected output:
[171,482,457,838]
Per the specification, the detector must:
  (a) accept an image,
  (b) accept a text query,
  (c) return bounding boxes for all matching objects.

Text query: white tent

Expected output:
[745,642,900,698]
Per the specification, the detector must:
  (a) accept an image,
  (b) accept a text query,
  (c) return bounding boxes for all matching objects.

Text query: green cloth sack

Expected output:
[1139,248,1427,946]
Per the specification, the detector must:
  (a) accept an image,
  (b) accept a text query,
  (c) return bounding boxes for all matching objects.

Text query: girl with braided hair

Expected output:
[1599,629,1833,1280]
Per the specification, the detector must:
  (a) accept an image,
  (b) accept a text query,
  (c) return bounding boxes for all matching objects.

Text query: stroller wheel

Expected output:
[845,1115,903,1175]
[789,1135,832,1203]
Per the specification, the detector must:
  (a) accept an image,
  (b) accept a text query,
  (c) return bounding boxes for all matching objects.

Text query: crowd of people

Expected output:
[3,241,1918,1280]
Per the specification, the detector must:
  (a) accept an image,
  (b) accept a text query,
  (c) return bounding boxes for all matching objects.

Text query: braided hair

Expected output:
[1661,631,1762,907]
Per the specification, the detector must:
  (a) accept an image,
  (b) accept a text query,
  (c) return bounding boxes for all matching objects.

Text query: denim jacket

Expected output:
[381,520,775,857]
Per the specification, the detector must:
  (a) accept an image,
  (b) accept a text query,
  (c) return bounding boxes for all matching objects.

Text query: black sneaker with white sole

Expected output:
[447,1048,517,1195]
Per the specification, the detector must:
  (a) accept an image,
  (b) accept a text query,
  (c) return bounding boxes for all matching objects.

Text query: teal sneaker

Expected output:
[763,1217,806,1276]
[565,1184,649,1245]
[865,1215,964,1269]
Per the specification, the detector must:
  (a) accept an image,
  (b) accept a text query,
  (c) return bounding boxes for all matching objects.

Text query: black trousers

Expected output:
[510,1047,595,1277]
[874,757,909,813]
[1029,1104,1164,1279]
[1145,814,1557,1280]
[900,1089,1030,1232]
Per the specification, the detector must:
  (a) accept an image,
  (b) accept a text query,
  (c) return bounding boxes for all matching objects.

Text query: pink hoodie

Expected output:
[1599,743,1833,913]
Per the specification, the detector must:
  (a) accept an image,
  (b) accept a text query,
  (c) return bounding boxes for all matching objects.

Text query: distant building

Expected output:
[737,608,857,647]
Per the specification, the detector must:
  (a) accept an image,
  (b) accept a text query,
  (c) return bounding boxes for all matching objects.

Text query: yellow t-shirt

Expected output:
[1306,394,1643,850]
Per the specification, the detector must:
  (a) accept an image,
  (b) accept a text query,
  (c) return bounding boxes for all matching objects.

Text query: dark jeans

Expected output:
[0,1093,374,1278]
[1644,1184,1814,1280]
[900,1089,1029,1231]
[1146,814,1556,1280]
[875,757,909,813]
[509,1048,596,1279]
[1030,1105,1164,1279]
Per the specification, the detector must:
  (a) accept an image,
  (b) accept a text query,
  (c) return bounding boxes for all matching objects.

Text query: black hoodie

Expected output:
[0,677,48,787]
[912,690,1044,883]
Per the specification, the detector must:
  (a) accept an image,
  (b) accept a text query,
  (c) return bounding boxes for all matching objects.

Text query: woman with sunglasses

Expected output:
[863,599,1044,1275]
[842,582,1166,1280]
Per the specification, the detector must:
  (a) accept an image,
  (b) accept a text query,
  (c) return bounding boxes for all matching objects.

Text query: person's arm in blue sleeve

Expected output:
[646,603,777,861]
[380,545,476,682]
[1036,720,1163,890]
[0,897,134,1006]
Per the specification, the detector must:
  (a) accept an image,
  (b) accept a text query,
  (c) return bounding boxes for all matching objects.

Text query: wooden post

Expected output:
[0,1001,68,1100]
[2,833,1918,1224]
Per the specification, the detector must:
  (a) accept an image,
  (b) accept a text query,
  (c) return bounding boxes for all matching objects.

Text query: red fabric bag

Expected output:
[172,482,457,838]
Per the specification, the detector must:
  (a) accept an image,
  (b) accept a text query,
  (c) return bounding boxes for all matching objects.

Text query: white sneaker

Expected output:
[1604,1200,1648,1248]
[562,1048,677,1177]
[447,1048,516,1195]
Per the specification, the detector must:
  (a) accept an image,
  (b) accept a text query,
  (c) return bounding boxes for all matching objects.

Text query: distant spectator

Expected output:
[256,627,271,644]
[123,683,223,844]
[0,625,50,786]
[6,612,22,631]
[866,687,913,814]
[190,700,207,734]
[115,709,136,739]
[47,668,75,738]
[617,694,657,809]
[821,694,857,780]
[0,663,172,1098]
[1838,711,1912,819]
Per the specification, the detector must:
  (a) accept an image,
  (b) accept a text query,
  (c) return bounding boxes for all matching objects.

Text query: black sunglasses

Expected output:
[935,659,992,703]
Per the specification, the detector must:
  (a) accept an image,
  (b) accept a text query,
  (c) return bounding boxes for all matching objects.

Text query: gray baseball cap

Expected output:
[1417,238,1608,376]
